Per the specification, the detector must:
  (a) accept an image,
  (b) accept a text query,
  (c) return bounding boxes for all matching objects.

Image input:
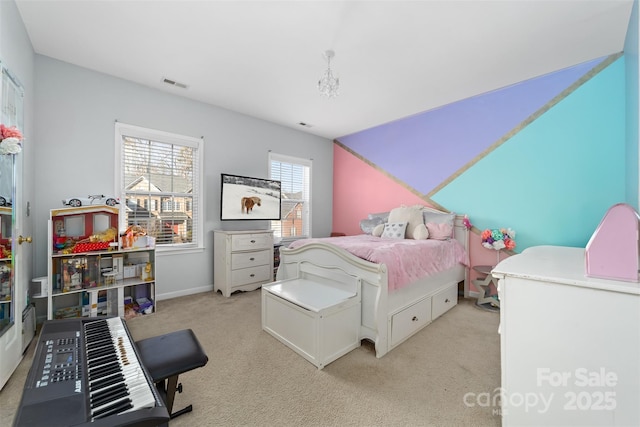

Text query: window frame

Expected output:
[114,122,204,254]
[268,152,312,244]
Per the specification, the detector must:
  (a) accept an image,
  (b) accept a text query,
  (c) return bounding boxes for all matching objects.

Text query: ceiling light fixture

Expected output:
[318,50,339,98]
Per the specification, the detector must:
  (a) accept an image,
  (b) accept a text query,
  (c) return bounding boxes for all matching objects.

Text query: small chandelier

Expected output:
[318,50,339,98]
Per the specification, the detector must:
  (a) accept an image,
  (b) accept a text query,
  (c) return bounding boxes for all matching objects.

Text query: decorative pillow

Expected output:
[360,218,384,234]
[388,206,424,239]
[426,222,453,240]
[422,211,455,238]
[372,223,385,237]
[368,211,390,222]
[381,222,407,239]
[413,223,429,240]
[422,210,455,225]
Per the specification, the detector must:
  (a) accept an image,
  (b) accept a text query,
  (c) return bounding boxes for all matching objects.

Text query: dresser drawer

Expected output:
[231,249,271,270]
[231,233,272,251]
[390,297,432,347]
[432,283,458,319]
[230,264,272,287]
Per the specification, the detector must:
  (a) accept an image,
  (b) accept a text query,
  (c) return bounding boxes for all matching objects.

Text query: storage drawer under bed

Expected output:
[390,296,432,347]
[389,282,458,348]
[431,283,458,319]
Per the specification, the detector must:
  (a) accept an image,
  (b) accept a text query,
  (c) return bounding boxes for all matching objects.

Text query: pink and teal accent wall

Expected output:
[334,52,630,265]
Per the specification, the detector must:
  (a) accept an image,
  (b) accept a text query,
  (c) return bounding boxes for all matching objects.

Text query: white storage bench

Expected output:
[261,262,361,369]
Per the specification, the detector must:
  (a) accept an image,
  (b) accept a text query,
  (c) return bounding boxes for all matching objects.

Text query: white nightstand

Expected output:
[472,265,500,309]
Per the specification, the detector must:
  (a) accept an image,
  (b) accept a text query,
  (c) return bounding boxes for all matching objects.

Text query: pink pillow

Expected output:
[426,222,452,240]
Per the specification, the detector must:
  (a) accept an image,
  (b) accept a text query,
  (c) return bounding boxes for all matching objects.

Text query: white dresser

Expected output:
[492,246,640,426]
[214,230,274,297]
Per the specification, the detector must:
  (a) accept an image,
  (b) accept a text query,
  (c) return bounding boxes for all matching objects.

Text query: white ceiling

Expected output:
[15,0,634,140]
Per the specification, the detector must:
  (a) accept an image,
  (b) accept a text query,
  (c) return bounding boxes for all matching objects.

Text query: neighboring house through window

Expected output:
[269,152,311,242]
[115,122,203,251]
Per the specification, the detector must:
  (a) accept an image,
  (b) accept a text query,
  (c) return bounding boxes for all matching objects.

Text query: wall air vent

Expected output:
[162,77,188,89]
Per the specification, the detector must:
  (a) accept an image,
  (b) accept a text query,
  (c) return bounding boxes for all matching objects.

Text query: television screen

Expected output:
[220,173,282,221]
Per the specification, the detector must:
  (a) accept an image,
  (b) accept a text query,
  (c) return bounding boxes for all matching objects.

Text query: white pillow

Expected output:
[388,206,424,239]
[372,223,385,237]
[381,222,407,239]
[413,223,429,240]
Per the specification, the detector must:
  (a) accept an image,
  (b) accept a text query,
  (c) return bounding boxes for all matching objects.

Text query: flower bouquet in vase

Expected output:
[481,228,516,265]
[0,124,23,155]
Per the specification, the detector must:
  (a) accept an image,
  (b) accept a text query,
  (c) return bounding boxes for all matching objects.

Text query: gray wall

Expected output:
[33,55,333,299]
[1,0,35,300]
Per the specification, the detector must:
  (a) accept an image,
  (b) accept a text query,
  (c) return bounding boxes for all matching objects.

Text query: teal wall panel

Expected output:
[433,57,626,250]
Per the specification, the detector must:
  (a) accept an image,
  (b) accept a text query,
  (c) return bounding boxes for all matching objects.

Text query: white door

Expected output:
[0,62,27,390]
[0,154,22,390]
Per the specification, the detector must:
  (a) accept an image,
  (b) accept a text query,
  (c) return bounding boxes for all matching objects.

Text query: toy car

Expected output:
[62,194,119,207]
[0,195,11,206]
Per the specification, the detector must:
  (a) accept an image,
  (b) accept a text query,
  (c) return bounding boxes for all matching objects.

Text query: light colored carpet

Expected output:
[1,290,501,426]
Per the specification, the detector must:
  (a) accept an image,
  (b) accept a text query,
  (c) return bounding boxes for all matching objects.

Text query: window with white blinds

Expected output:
[269,153,311,241]
[115,123,203,251]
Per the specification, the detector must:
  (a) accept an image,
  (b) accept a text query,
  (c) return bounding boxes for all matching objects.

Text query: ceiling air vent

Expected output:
[162,77,188,89]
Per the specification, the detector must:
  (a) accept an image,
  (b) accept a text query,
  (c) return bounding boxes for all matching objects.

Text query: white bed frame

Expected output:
[276,211,469,358]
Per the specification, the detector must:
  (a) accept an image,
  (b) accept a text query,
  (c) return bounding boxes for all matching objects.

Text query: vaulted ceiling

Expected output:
[16,0,634,139]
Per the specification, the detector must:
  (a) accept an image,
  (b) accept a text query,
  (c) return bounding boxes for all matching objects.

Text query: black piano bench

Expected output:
[135,329,209,421]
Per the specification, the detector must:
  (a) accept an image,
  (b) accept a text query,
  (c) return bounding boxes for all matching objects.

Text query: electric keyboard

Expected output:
[13,317,170,427]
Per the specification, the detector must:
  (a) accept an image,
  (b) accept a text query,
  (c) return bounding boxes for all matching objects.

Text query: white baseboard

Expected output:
[156,284,213,301]
[467,290,480,299]
[158,286,480,302]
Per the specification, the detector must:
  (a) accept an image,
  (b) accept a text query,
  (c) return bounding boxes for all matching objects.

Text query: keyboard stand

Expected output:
[135,329,209,422]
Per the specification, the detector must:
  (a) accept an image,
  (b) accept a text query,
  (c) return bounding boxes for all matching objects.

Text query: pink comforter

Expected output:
[288,235,469,291]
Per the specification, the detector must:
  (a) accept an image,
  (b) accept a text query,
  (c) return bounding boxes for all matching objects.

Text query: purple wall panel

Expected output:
[337,57,605,195]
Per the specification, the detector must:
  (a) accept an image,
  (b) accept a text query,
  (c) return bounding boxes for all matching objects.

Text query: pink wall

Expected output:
[333,143,513,291]
[332,144,428,235]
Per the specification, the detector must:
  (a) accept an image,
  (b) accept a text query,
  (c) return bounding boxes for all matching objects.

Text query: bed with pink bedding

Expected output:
[289,235,468,292]
[276,211,469,358]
